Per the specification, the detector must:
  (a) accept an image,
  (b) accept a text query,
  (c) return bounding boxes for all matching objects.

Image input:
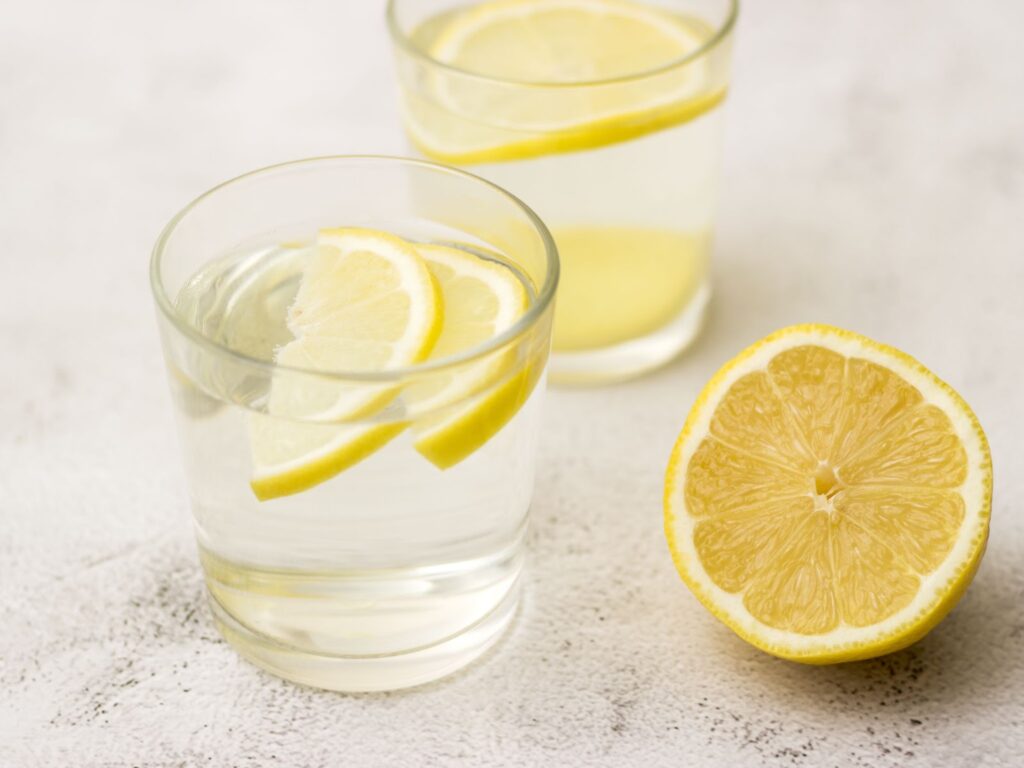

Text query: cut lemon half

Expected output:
[406,0,726,163]
[664,325,992,663]
[408,243,532,469]
[249,228,442,500]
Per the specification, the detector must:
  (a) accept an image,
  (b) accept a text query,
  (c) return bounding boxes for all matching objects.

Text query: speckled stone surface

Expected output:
[2,1,1022,766]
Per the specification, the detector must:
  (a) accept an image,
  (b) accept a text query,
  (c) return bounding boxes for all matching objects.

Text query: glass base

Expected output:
[549,283,710,386]
[208,576,521,692]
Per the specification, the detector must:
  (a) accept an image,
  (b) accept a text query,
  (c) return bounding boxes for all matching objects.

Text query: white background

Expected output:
[1,1,1022,766]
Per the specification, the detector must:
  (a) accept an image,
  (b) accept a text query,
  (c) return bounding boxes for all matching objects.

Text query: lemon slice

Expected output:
[250,419,408,502]
[406,0,726,163]
[664,325,992,663]
[249,228,442,500]
[408,243,530,468]
[431,0,705,83]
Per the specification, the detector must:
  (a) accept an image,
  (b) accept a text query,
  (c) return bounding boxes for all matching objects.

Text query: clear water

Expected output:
[171,241,545,676]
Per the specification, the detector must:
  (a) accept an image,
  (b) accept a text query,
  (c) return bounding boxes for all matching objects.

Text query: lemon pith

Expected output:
[664,324,992,663]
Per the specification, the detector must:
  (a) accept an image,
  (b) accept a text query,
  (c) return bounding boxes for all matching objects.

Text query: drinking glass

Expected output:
[388,0,737,384]
[150,156,559,691]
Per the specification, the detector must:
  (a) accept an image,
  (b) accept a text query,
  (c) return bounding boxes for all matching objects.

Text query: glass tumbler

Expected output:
[388,0,737,384]
[150,156,558,692]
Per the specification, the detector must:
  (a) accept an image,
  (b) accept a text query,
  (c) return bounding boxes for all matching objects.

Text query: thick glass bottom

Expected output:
[550,283,710,386]
[208,576,521,692]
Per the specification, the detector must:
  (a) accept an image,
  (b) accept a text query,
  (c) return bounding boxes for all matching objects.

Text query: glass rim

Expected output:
[385,0,739,89]
[150,154,560,383]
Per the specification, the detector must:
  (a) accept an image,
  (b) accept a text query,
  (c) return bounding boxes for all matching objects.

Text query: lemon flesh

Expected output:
[430,0,708,83]
[408,243,531,469]
[249,228,442,500]
[664,325,992,663]
[406,0,726,163]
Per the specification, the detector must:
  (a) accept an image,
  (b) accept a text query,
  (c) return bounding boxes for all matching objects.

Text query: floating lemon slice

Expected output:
[409,243,532,469]
[664,325,992,663]
[249,228,442,500]
[406,0,726,163]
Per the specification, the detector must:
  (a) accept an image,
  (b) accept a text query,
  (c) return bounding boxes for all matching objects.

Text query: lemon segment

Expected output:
[407,243,531,468]
[248,228,442,500]
[664,324,992,663]
[406,0,726,163]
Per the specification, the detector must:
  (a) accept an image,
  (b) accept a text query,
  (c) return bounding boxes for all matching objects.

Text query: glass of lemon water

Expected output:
[150,156,558,691]
[388,0,737,384]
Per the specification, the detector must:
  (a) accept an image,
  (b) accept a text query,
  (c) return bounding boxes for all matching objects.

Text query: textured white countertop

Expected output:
[2,1,1023,766]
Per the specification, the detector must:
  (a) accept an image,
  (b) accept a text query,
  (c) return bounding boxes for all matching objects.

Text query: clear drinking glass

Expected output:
[150,156,558,692]
[388,0,737,384]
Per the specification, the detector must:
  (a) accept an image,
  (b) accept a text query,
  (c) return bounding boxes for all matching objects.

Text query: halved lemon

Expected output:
[664,325,992,663]
[408,243,532,469]
[406,0,726,163]
[249,228,442,500]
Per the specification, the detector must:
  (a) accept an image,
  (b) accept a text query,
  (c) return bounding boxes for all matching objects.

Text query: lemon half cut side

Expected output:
[664,324,992,663]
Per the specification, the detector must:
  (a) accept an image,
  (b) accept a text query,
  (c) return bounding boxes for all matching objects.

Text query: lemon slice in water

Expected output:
[249,228,442,501]
[664,325,992,663]
[406,0,726,163]
[408,243,532,469]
